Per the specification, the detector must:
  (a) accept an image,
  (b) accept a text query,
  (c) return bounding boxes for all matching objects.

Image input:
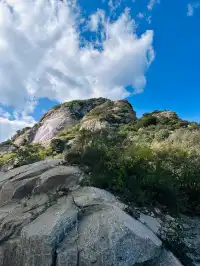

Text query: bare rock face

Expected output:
[2,98,136,148]
[33,107,77,144]
[12,126,38,147]
[0,159,185,266]
[31,98,109,145]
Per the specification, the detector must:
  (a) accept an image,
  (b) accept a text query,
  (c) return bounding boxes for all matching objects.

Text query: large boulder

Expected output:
[0,160,189,266]
[57,203,162,266]
[21,195,79,266]
[0,159,83,206]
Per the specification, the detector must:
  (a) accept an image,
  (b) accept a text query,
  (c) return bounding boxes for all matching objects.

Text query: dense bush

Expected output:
[155,129,170,141]
[0,144,55,169]
[13,144,46,167]
[0,153,15,168]
[136,115,158,128]
[50,139,65,154]
[66,129,200,214]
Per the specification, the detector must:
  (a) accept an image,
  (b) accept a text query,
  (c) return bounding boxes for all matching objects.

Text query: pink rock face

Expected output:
[32,98,110,144]
[33,109,76,144]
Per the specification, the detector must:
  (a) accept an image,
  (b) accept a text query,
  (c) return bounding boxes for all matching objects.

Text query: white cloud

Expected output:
[187,2,200,16]
[136,13,152,25]
[137,12,145,19]
[89,10,105,32]
[0,0,155,141]
[0,115,35,142]
[0,108,11,119]
[147,16,152,24]
[147,0,160,10]
[108,0,122,13]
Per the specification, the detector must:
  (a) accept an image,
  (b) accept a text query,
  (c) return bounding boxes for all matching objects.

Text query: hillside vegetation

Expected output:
[1,99,200,214]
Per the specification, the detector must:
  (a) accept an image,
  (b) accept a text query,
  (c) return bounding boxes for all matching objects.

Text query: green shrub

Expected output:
[136,115,158,128]
[155,129,170,141]
[69,129,200,214]
[13,144,44,167]
[188,122,200,129]
[50,139,65,154]
[158,116,171,125]
[0,153,15,167]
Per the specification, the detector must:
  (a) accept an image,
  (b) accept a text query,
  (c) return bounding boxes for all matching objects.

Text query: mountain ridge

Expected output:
[1,97,199,148]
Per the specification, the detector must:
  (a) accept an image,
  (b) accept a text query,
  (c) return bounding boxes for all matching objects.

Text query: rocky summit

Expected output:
[0,98,200,266]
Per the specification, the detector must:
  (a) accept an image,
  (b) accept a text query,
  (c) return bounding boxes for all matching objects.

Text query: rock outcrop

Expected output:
[0,159,185,266]
[11,98,110,146]
[8,98,137,147]
[152,110,179,120]
[0,140,17,155]
[80,100,136,132]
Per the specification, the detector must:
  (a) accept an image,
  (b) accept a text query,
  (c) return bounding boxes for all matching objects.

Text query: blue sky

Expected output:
[34,0,200,120]
[0,0,200,141]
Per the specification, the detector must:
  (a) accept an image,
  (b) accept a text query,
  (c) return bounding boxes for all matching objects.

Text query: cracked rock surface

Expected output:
[0,159,185,266]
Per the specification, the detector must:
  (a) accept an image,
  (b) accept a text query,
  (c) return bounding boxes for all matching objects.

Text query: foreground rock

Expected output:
[138,210,200,266]
[0,160,189,266]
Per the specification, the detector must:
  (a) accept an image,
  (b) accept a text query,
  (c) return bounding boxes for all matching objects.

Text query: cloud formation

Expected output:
[0,110,35,142]
[187,2,200,16]
[0,0,154,141]
[147,0,160,10]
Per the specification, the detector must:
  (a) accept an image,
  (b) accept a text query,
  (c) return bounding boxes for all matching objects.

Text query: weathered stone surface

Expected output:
[0,161,197,266]
[33,108,77,144]
[56,226,78,266]
[139,213,162,235]
[58,204,162,266]
[147,249,183,266]
[21,196,79,266]
[0,159,64,185]
[0,238,22,266]
[33,165,84,194]
[180,215,200,266]
[138,211,200,266]
[0,159,65,205]
[72,186,126,209]
[32,98,109,144]
[0,176,38,205]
